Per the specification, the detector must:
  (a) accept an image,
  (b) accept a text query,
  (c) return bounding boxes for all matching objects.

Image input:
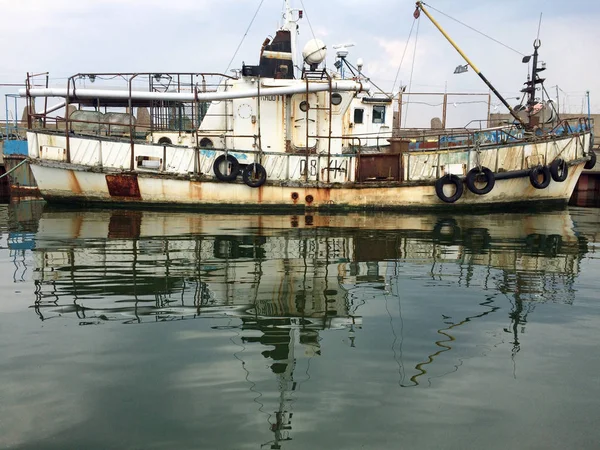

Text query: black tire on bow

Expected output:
[529,165,551,189]
[213,154,240,182]
[434,174,464,203]
[465,166,495,195]
[549,158,568,182]
[242,163,267,188]
[584,149,597,170]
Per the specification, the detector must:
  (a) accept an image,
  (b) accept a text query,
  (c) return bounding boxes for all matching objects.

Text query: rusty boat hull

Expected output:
[28,156,587,211]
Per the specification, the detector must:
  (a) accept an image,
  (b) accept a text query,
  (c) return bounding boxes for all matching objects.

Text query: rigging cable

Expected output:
[343,59,391,99]
[422,2,525,57]
[299,0,317,42]
[403,15,421,126]
[391,17,417,96]
[223,0,266,76]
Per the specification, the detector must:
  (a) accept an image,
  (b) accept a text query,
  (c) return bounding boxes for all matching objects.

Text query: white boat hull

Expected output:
[29,159,584,210]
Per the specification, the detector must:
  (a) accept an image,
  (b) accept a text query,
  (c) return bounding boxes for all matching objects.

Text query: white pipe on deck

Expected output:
[19,80,368,102]
[44,101,66,114]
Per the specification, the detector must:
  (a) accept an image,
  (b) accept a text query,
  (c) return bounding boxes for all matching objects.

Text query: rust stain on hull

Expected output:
[106,174,141,198]
[67,170,83,195]
[190,181,203,201]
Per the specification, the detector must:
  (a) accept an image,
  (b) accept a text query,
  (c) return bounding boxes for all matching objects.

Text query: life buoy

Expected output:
[584,149,597,170]
[529,165,551,189]
[242,163,267,188]
[434,174,463,203]
[465,166,495,195]
[213,154,240,181]
[549,158,568,182]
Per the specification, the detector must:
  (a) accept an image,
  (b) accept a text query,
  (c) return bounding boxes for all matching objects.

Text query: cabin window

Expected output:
[331,93,343,106]
[354,108,364,124]
[299,101,309,112]
[372,105,386,124]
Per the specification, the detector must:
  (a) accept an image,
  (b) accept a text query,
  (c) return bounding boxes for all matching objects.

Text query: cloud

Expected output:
[1,0,598,117]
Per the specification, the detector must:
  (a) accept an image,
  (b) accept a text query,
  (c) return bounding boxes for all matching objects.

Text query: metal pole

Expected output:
[128,75,135,170]
[65,76,71,163]
[305,76,309,182]
[586,90,591,120]
[442,93,447,129]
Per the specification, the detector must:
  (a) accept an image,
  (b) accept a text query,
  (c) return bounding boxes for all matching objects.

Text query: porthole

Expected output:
[200,138,213,148]
[299,101,309,112]
[331,93,343,105]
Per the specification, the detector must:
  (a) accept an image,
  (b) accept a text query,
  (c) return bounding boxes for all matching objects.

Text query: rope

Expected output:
[299,0,317,43]
[403,16,420,126]
[391,17,417,95]
[223,0,265,76]
[0,158,27,179]
[422,2,525,57]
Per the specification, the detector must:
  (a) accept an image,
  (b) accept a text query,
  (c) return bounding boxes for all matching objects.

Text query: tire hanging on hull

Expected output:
[529,165,551,189]
[213,154,240,181]
[242,163,267,188]
[435,174,464,203]
[465,167,495,195]
[549,158,568,182]
[584,150,597,170]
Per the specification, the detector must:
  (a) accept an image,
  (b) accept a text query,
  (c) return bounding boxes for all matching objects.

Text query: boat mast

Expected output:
[414,2,527,128]
[281,0,300,73]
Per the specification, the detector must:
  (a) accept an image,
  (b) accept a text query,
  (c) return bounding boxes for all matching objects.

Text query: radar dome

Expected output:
[302,39,327,66]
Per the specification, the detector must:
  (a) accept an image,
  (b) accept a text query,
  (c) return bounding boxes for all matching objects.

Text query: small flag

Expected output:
[454,64,469,74]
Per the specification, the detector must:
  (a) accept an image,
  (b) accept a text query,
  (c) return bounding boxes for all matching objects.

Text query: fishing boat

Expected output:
[20,2,596,211]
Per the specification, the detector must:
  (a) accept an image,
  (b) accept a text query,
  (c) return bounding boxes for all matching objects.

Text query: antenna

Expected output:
[332,43,355,79]
[332,43,355,59]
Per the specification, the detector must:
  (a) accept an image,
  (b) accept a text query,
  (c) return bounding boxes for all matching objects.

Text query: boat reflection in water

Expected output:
[17,206,592,449]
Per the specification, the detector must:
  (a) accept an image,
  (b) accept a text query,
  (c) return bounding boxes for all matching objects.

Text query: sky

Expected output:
[1,0,599,127]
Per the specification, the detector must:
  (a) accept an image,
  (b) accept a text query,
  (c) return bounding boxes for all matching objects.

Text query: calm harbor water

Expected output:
[1,202,599,450]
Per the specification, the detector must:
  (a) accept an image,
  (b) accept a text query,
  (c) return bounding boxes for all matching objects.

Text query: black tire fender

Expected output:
[465,166,495,195]
[434,174,464,203]
[549,158,568,182]
[242,163,267,188]
[529,165,551,189]
[213,154,240,182]
[584,149,596,170]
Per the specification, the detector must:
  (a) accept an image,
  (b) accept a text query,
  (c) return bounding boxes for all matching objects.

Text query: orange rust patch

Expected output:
[258,185,264,203]
[106,174,141,198]
[67,170,83,195]
[190,181,203,201]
